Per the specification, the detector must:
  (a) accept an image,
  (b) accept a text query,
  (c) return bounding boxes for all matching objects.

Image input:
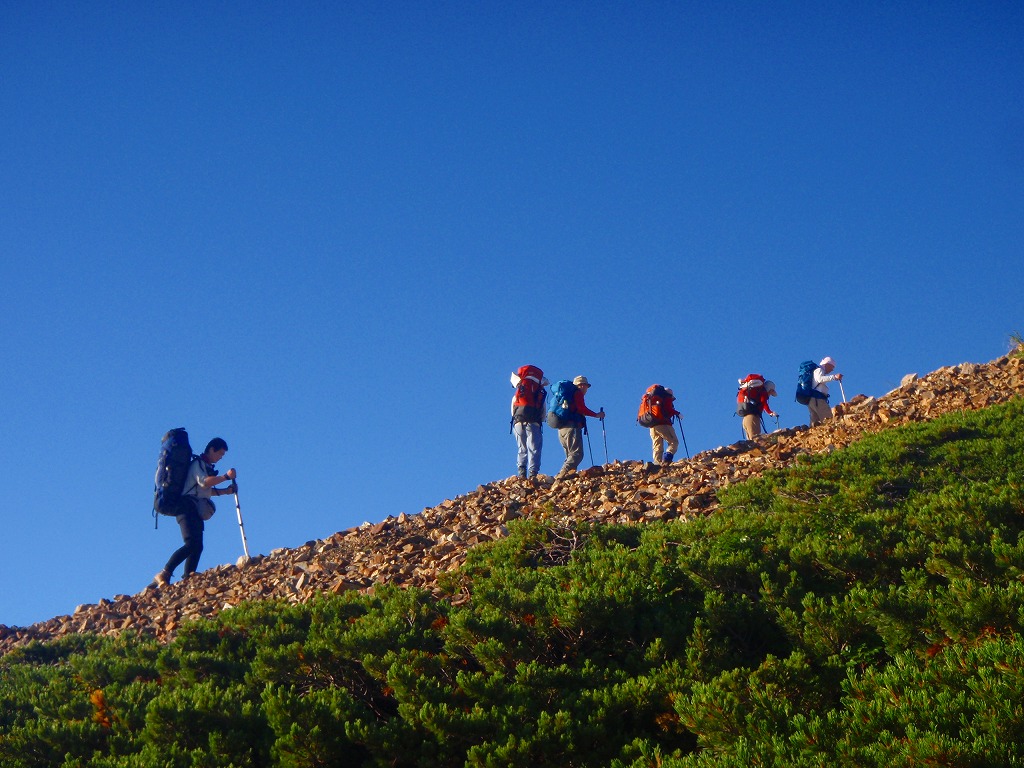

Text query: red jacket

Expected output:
[573,389,603,418]
[749,388,777,417]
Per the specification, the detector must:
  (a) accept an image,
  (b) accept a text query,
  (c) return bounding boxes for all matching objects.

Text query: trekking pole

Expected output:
[677,416,690,458]
[232,481,251,563]
[600,408,608,465]
[585,424,595,468]
[838,380,847,403]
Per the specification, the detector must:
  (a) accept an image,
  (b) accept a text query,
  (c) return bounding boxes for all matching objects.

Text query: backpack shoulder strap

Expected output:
[182,455,203,495]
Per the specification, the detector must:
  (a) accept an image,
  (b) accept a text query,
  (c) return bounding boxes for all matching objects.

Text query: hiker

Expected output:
[736,375,779,439]
[510,365,548,480]
[807,357,843,425]
[637,384,682,464]
[549,375,605,478]
[155,437,236,586]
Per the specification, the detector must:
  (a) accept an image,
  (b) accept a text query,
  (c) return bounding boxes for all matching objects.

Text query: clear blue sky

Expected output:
[2,2,1021,627]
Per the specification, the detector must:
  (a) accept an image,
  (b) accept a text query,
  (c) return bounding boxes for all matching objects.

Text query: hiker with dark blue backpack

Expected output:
[796,357,843,426]
[154,437,236,587]
[547,375,605,478]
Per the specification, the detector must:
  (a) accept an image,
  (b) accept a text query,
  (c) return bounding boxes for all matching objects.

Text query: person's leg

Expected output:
[161,539,189,578]
[663,425,679,460]
[526,422,542,477]
[566,428,584,471]
[160,508,200,580]
[513,422,528,477]
[649,428,664,462]
[558,427,584,476]
[180,511,205,576]
[809,397,831,425]
[742,414,761,439]
[651,425,678,462]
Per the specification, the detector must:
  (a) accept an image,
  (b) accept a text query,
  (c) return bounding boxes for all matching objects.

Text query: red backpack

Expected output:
[511,365,547,424]
[736,374,765,416]
[637,384,675,427]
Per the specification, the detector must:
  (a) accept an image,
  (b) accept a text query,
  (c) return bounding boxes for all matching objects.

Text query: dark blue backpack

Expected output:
[795,361,824,404]
[153,428,195,523]
[546,380,580,428]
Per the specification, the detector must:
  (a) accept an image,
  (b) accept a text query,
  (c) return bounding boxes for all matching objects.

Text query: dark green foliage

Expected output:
[3,399,1024,766]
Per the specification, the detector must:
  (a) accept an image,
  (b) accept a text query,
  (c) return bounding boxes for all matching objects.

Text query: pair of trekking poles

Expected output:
[583,408,610,467]
[582,410,691,467]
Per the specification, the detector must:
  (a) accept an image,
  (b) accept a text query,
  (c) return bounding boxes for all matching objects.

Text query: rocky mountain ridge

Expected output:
[3,353,1023,656]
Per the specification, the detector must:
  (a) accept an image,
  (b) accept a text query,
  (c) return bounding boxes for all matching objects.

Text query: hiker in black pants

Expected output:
[155,438,236,586]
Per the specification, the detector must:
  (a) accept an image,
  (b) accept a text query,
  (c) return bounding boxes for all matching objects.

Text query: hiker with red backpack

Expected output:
[736,375,778,439]
[547,376,605,478]
[510,364,548,480]
[637,384,682,464]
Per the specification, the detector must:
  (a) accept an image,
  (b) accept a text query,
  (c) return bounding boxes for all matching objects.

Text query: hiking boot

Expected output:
[153,570,170,587]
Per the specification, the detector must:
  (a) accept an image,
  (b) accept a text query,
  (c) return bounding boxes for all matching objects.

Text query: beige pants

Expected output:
[808,397,832,425]
[558,427,585,475]
[742,414,762,440]
[650,424,679,462]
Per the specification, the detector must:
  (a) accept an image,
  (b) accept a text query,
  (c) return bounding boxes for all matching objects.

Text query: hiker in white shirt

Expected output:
[809,357,843,425]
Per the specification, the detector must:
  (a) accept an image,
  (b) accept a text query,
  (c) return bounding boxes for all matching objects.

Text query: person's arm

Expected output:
[200,467,236,490]
[575,391,603,418]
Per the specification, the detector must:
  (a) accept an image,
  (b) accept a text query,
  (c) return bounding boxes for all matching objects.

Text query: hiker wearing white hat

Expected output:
[637,384,682,464]
[809,357,843,425]
[736,375,778,439]
[510,365,549,480]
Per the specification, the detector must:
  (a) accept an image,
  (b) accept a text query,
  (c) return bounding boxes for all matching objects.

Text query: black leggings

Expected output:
[163,508,205,577]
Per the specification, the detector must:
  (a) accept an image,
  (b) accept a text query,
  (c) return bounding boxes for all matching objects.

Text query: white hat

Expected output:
[819,356,836,368]
[573,376,590,386]
[764,380,777,396]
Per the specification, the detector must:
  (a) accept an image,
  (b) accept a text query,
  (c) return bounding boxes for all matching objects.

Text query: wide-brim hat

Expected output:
[573,376,590,387]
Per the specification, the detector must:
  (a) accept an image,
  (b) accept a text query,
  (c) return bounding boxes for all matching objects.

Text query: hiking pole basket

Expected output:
[233,481,251,562]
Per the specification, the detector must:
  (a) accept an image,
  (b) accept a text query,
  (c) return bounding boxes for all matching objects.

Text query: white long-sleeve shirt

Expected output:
[813,368,841,397]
